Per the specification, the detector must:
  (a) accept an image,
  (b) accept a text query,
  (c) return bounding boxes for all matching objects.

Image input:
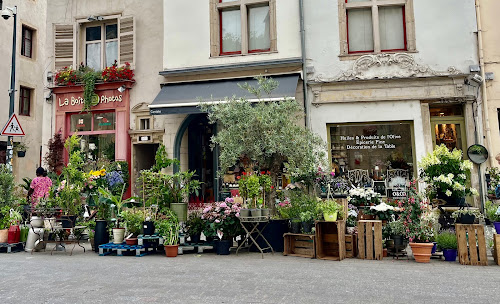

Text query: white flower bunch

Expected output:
[370,202,394,212]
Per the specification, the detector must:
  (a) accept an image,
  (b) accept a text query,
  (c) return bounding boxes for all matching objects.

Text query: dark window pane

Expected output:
[70,113,92,132]
[86,26,101,41]
[19,87,31,116]
[106,24,118,40]
[93,112,115,131]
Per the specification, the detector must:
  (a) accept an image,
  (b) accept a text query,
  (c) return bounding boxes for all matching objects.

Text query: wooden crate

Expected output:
[315,221,346,261]
[345,234,357,258]
[455,224,488,266]
[283,233,315,258]
[494,234,500,266]
[357,220,383,260]
[336,198,348,221]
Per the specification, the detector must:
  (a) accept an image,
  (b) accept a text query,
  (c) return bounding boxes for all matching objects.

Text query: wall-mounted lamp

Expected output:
[46,71,53,83]
[117,85,126,93]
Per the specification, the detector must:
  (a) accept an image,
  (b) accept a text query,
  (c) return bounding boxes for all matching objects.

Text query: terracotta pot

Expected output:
[383,248,388,257]
[164,244,179,257]
[125,238,138,245]
[0,229,8,243]
[410,242,434,263]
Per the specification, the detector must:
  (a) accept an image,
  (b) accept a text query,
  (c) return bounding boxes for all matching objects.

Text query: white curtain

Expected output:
[347,8,373,52]
[106,41,118,67]
[86,43,101,70]
[379,6,405,50]
[248,6,270,51]
[221,10,241,53]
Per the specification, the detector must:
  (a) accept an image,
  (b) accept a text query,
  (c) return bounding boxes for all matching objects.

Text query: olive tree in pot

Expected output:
[199,76,326,214]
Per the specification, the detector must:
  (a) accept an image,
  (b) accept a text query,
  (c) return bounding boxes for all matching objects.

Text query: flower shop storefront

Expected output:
[52,81,133,165]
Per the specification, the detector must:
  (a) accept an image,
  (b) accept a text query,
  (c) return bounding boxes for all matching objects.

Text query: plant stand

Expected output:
[236,217,274,259]
[315,221,346,261]
[357,220,383,260]
[345,234,357,258]
[455,224,488,266]
[493,234,500,266]
[283,233,315,258]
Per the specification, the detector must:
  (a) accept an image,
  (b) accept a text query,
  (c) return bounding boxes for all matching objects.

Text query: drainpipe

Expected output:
[475,0,493,167]
[299,0,309,128]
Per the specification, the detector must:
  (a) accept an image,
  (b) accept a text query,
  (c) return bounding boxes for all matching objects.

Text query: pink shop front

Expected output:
[52,81,133,169]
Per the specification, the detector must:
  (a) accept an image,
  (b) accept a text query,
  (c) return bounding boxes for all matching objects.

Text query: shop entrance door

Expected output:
[187,114,215,205]
[429,105,467,152]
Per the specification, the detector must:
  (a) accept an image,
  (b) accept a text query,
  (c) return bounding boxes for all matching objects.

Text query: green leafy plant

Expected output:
[436,231,457,250]
[317,199,344,219]
[0,164,16,208]
[386,220,406,236]
[121,209,146,236]
[82,70,100,111]
[200,76,326,211]
[185,211,204,238]
[485,200,500,222]
[156,209,180,245]
[98,184,138,228]
[299,210,315,223]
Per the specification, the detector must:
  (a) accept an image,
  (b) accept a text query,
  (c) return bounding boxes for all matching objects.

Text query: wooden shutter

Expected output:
[54,24,75,70]
[119,16,135,66]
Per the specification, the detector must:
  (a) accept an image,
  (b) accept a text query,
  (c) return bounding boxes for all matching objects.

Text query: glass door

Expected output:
[430,118,467,153]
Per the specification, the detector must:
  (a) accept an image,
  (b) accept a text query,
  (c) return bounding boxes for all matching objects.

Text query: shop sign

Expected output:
[339,134,402,150]
[58,94,123,107]
[139,136,151,142]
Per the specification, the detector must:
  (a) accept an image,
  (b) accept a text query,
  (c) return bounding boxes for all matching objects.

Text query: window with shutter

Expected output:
[54,24,75,70]
[119,16,135,66]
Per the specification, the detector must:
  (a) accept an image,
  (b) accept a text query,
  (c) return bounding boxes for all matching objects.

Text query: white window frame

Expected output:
[338,0,416,58]
[84,21,118,69]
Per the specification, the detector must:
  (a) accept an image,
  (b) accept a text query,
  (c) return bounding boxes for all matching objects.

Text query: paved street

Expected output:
[0,243,499,304]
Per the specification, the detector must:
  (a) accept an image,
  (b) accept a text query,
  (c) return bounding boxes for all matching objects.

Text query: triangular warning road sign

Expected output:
[1,114,25,136]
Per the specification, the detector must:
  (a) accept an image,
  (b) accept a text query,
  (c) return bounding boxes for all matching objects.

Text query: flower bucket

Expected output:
[409,242,434,263]
[494,222,500,234]
[324,211,338,222]
[290,221,301,234]
[442,248,457,262]
[301,222,313,233]
[251,209,262,218]
[170,203,188,222]
[215,240,231,255]
[164,244,179,257]
[7,225,20,244]
[112,228,125,244]
[239,209,251,218]
[30,216,44,228]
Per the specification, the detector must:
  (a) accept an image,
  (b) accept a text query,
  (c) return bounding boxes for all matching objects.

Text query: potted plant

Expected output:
[451,208,484,224]
[163,170,201,222]
[202,198,242,255]
[386,219,407,248]
[14,142,28,158]
[0,207,12,243]
[238,173,261,217]
[317,199,344,222]
[99,184,138,244]
[399,182,435,263]
[419,144,478,205]
[485,200,500,233]
[185,211,204,243]
[156,209,180,257]
[299,210,315,233]
[121,209,145,245]
[436,231,458,262]
[346,204,358,235]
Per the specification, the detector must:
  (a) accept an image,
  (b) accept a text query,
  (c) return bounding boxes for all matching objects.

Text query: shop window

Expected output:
[80,134,115,161]
[211,0,276,56]
[339,0,416,56]
[85,22,118,70]
[19,86,32,116]
[329,122,414,182]
[93,112,115,131]
[429,104,463,117]
[21,25,34,58]
[140,118,150,130]
[70,113,92,132]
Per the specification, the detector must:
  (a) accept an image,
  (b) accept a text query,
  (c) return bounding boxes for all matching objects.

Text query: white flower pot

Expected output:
[113,228,125,244]
[30,216,44,228]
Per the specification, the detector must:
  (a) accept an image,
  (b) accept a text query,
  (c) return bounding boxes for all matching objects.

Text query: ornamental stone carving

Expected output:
[312,53,462,82]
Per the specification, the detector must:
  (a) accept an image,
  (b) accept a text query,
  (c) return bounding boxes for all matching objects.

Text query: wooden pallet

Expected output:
[494,234,500,266]
[455,224,488,266]
[315,221,346,261]
[98,242,157,257]
[357,220,383,260]
[0,242,25,253]
[283,233,315,258]
[345,234,357,258]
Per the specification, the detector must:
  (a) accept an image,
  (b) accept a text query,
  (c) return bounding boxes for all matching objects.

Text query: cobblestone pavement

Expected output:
[0,243,499,304]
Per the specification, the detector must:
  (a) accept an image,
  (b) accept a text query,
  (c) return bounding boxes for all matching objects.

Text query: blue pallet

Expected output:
[98,242,156,257]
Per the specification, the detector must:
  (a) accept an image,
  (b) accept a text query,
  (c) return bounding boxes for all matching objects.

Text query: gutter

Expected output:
[475,0,493,167]
[299,0,308,128]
